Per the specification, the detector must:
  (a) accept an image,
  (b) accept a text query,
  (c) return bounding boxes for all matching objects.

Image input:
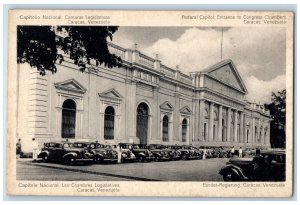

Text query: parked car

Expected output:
[171,145,191,160]
[219,149,286,181]
[212,147,230,158]
[146,144,171,161]
[131,144,155,162]
[37,141,93,165]
[185,145,202,159]
[164,145,182,160]
[72,142,118,164]
[118,143,136,162]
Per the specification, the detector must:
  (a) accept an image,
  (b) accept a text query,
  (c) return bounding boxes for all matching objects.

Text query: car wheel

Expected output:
[138,156,145,162]
[42,155,49,163]
[223,171,240,181]
[64,157,76,165]
[94,156,103,164]
[182,154,188,160]
[156,156,161,162]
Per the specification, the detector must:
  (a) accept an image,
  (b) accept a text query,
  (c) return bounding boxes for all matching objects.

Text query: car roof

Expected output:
[229,157,254,162]
[261,150,285,155]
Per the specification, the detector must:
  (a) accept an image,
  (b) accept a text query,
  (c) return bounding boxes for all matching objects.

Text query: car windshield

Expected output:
[120,144,131,149]
[73,143,88,148]
[63,143,73,148]
[92,143,105,148]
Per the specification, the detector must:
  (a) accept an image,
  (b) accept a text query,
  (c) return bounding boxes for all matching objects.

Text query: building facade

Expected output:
[16,42,272,152]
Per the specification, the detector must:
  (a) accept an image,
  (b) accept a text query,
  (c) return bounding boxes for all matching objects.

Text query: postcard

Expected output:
[6,10,293,197]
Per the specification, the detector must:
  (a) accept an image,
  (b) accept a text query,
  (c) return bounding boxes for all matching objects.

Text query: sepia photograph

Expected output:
[6,10,294,197]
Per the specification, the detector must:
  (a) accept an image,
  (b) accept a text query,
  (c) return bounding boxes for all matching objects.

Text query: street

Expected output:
[17,158,228,181]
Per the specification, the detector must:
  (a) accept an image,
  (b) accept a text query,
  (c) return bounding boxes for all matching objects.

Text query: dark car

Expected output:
[212,147,230,158]
[37,142,93,165]
[163,145,182,160]
[171,145,191,160]
[131,144,155,162]
[219,150,286,181]
[186,145,202,159]
[73,142,118,164]
[146,144,171,161]
[118,143,136,162]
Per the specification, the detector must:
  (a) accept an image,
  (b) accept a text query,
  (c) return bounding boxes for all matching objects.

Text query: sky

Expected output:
[111,27,286,104]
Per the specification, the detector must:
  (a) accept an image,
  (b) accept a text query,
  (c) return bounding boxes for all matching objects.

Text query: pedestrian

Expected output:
[202,147,207,160]
[239,147,243,158]
[117,144,122,163]
[16,138,22,157]
[231,147,235,157]
[32,138,39,162]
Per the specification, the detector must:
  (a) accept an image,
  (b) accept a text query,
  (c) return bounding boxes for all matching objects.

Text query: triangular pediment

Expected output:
[54,79,87,94]
[204,59,248,94]
[160,101,174,111]
[99,88,123,100]
[180,106,192,114]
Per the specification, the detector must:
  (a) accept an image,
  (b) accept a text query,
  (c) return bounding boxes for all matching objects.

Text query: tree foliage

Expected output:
[265,89,286,148]
[17,26,122,76]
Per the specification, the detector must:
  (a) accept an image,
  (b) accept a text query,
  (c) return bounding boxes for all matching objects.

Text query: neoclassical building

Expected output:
[16,42,271,152]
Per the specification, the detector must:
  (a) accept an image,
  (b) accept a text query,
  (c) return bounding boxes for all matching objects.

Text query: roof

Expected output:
[196,59,248,94]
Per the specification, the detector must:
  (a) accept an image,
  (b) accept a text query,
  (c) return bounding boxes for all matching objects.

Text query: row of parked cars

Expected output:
[37,141,237,165]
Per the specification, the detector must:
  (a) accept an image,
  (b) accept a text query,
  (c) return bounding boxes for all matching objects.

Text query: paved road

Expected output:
[17,158,228,181]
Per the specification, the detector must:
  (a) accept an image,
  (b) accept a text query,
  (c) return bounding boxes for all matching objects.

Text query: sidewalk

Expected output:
[17,157,42,163]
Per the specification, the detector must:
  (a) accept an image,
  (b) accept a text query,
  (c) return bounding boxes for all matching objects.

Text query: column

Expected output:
[199,100,205,141]
[226,108,231,142]
[209,102,214,141]
[252,118,256,146]
[240,112,244,143]
[192,99,198,142]
[266,124,271,147]
[218,105,223,141]
[258,119,261,144]
[234,110,238,142]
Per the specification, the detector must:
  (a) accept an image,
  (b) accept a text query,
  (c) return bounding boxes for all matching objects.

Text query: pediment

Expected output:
[180,106,192,114]
[204,59,247,94]
[54,79,87,94]
[99,88,123,101]
[160,101,174,111]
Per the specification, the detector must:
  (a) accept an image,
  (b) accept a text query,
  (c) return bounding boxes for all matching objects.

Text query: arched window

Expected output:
[182,118,187,142]
[137,103,149,145]
[162,115,169,142]
[255,126,258,142]
[104,106,115,140]
[62,99,76,138]
[264,130,267,144]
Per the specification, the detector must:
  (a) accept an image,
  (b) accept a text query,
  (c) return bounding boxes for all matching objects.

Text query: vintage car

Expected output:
[37,141,93,165]
[170,145,191,160]
[72,142,118,163]
[131,144,155,162]
[118,143,136,162]
[184,145,202,159]
[219,150,286,181]
[163,145,182,160]
[146,144,171,161]
[212,147,230,158]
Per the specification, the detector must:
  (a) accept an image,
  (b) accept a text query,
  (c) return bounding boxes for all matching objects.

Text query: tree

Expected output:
[17,26,122,76]
[264,89,286,148]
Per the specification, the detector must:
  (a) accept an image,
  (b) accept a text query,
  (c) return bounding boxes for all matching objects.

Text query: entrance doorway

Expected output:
[136,103,149,145]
